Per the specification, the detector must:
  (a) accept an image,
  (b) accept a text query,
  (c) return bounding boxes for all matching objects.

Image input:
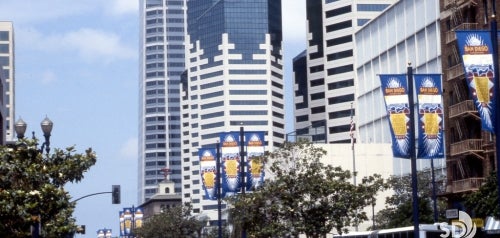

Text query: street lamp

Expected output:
[14,116,54,238]
[15,116,53,154]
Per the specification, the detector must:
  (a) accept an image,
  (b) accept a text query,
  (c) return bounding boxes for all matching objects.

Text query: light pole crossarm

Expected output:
[71,191,111,203]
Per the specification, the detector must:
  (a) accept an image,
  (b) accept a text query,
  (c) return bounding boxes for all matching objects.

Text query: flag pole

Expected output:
[350,102,358,231]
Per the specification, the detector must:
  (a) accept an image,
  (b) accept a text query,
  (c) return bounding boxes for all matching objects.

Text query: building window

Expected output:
[325,5,351,18]
[0,31,8,41]
[357,4,390,12]
[309,65,324,73]
[326,35,352,47]
[326,20,352,32]
[0,44,9,53]
[311,92,325,100]
[328,79,354,90]
[329,109,353,119]
[311,106,325,114]
[327,50,353,61]
[328,94,354,104]
[327,64,353,76]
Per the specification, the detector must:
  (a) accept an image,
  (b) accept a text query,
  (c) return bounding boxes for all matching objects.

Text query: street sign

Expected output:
[446,209,459,219]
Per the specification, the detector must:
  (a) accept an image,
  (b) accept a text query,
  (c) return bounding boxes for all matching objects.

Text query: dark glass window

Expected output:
[325,5,351,18]
[328,94,354,104]
[326,35,352,47]
[327,49,353,61]
[311,106,325,114]
[327,64,353,75]
[0,44,9,53]
[311,92,325,100]
[329,109,353,119]
[310,65,324,73]
[0,31,8,41]
[357,4,390,11]
[310,78,324,87]
[296,115,309,122]
[326,20,352,32]
[328,79,354,90]
[329,124,351,133]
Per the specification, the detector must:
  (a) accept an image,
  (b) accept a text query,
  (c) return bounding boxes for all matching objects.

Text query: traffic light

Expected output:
[112,185,121,204]
[76,225,85,234]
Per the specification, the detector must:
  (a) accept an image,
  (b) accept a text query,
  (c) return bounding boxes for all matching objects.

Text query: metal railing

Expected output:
[450,177,485,193]
[450,139,483,156]
[445,23,478,44]
[449,100,476,118]
[445,64,465,81]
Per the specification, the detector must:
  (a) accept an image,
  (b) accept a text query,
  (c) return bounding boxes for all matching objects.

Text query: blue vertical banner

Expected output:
[198,148,219,200]
[119,211,124,237]
[220,132,242,195]
[122,207,133,236]
[456,30,497,132]
[244,132,265,191]
[134,207,144,230]
[415,74,444,158]
[380,74,411,158]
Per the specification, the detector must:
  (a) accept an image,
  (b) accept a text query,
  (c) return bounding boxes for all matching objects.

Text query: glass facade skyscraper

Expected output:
[138,0,185,203]
[181,0,284,219]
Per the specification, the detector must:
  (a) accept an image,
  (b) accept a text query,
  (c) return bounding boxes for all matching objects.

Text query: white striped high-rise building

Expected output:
[0,21,15,143]
[138,0,185,203]
[181,0,285,221]
[293,0,396,143]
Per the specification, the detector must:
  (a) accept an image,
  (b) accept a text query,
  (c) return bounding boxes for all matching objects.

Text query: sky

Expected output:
[0,0,306,236]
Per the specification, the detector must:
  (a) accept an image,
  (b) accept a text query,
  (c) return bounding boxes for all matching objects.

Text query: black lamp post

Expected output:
[14,116,54,238]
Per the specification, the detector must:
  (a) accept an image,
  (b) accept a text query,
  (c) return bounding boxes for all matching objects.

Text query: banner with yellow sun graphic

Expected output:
[220,132,242,195]
[456,30,497,132]
[245,132,265,191]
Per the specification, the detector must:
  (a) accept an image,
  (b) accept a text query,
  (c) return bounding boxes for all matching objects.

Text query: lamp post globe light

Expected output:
[15,116,53,154]
[13,116,53,238]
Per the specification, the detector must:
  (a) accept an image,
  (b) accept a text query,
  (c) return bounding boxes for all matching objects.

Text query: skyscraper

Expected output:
[293,0,396,143]
[138,0,185,203]
[0,21,15,143]
[181,0,284,218]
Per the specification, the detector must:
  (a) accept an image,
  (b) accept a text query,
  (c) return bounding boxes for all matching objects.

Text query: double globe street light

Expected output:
[15,116,53,154]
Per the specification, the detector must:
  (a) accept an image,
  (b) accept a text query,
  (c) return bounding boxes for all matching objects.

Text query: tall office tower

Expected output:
[182,0,284,219]
[293,0,396,143]
[0,22,15,143]
[138,0,185,203]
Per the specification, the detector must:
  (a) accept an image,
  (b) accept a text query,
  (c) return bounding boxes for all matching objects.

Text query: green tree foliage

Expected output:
[134,203,206,238]
[226,140,384,238]
[0,139,96,237]
[373,170,446,229]
[465,172,499,218]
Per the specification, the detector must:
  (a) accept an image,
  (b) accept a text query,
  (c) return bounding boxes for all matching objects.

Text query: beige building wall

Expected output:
[317,143,394,233]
